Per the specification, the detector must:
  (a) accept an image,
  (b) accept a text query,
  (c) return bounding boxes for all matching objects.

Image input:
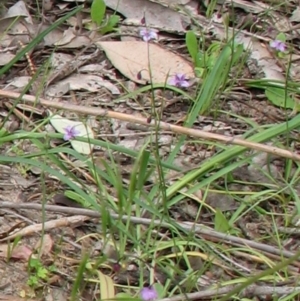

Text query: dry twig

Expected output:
[0,89,299,161]
[0,202,298,260]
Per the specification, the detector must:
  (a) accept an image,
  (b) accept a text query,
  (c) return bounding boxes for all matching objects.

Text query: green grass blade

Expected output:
[167,44,237,164]
[167,113,300,198]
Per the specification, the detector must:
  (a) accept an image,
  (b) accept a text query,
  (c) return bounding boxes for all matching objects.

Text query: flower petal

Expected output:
[279,42,286,52]
[139,28,157,42]
[140,287,158,301]
[176,73,186,81]
[168,77,178,86]
[270,40,278,48]
[270,39,286,52]
[63,125,80,141]
[180,80,190,88]
[63,133,71,141]
[149,31,158,40]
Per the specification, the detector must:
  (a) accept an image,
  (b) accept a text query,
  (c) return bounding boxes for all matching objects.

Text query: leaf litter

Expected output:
[97,41,194,84]
[0,0,300,300]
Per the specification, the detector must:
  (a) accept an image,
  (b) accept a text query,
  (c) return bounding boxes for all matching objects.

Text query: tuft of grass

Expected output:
[1,0,300,301]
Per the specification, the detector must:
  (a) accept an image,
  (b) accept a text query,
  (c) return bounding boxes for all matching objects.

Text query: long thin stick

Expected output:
[1,89,300,161]
[0,201,297,259]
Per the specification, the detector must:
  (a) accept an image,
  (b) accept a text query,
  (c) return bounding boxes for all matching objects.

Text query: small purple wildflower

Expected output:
[139,28,158,42]
[140,286,158,301]
[168,73,190,88]
[270,40,286,52]
[63,125,80,141]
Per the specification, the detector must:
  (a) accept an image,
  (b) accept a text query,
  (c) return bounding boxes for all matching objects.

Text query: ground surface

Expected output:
[1,1,300,301]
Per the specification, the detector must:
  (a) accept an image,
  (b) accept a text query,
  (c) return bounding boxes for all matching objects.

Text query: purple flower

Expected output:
[168,73,190,88]
[139,28,158,42]
[270,40,286,52]
[63,125,80,141]
[140,286,158,301]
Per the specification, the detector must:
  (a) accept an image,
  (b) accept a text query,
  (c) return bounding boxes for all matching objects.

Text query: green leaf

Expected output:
[48,265,57,272]
[101,158,126,209]
[167,44,235,163]
[101,15,120,34]
[71,254,89,301]
[128,143,149,199]
[27,276,38,286]
[64,190,93,208]
[166,113,300,204]
[37,267,48,279]
[29,258,41,269]
[185,31,198,66]
[276,32,286,42]
[114,295,138,301]
[214,208,230,233]
[265,87,296,109]
[231,44,244,64]
[195,67,204,77]
[91,0,106,26]
[153,283,165,298]
[136,149,151,191]
[0,154,99,210]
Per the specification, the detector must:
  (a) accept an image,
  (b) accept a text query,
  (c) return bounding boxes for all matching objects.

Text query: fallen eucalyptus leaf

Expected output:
[97,41,194,84]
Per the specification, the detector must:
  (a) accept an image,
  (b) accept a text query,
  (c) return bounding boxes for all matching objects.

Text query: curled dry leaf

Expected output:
[97,41,194,84]
[3,0,32,23]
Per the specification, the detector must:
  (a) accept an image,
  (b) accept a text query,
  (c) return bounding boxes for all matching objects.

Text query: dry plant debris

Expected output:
[1,0,300,301]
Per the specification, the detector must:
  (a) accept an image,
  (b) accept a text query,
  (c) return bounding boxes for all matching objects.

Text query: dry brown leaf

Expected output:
[0,53,15,66]
[55,28,76,46]
[11,245,33,260]
[44,29,64,46]
[212,21,284,82]
[290,7,300,22]
[2,0,32,23]
[46,74,120,97]
[0,244,32,261]
[61,36,92,48]
[97,41,194,84]
[34,234,54,256]
[5,76,31,89]
[105,0,187,32]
